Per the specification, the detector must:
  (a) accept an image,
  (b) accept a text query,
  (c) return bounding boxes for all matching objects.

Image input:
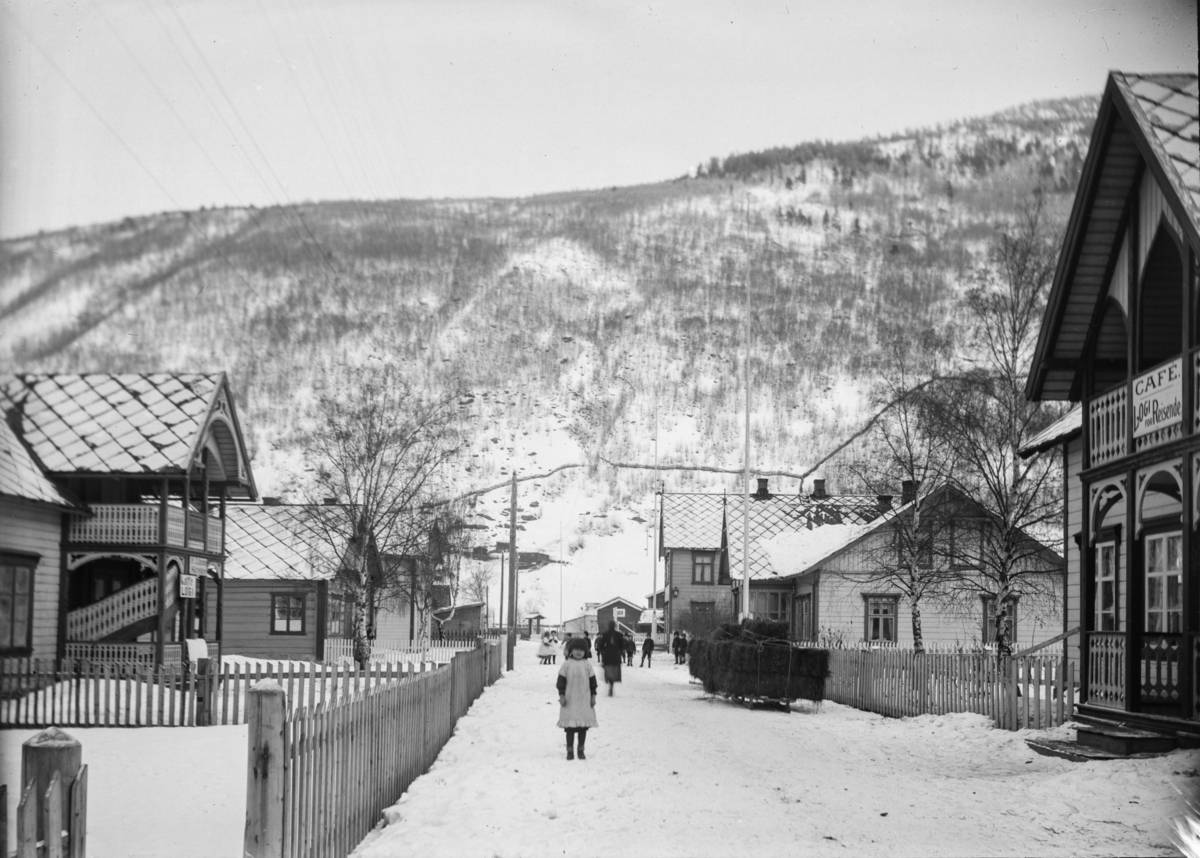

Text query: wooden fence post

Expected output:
[69,765,87,858]
[21,727,81,844]
[195,659,214,726]
[244,679,287,858]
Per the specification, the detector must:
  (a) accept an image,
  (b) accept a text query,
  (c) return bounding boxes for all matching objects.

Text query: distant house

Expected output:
[210,502,352,661]
[659,478,888,635]
[772,485,1064,650]
[434,602,483,637]
[562,612,597,636]
[1023,72,1200,734]
[660,477,1063,648]
[1,373,256,666]
[594,597,642,636]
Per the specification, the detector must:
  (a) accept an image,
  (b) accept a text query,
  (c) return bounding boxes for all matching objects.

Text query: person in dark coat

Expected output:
[623,633,635,666]
[640,633,655,667]
[582,631,593,659]
[670,631,681,664]
[595,620,625,696]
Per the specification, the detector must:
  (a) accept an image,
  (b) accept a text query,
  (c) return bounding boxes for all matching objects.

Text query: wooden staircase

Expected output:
[1026,712,1188,761]
[67,576,159,643]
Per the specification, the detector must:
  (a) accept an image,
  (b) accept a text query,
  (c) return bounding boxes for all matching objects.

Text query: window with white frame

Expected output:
[327,595,349,638]
[271,593,306,635]
[692,552,714,584]
[0,552,37,654]
[1145,531,1182,633]
[751,590,790,622]
[864,595,898,642]
[613,608,625,618]
[1095,541,1117,631]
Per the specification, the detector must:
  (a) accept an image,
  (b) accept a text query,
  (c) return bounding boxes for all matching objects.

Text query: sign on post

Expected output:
[1133,358,1183,439]
[179,574,197,599]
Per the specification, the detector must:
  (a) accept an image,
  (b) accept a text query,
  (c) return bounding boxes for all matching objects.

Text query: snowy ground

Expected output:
[354,640,1197,858]
[3,639,1196,857]
[1,724,246,858]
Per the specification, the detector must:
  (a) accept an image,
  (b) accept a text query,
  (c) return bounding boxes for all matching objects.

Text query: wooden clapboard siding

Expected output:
[209,580,321,660]
[0,498,63,661]
[596,600,640,633]
[816,528,1063,648]
[1065,438,1084,672]
[372,597,413,640]
[667,550,732,619]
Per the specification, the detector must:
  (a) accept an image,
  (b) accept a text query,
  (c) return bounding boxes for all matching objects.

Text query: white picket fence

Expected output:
[322,636,497,666]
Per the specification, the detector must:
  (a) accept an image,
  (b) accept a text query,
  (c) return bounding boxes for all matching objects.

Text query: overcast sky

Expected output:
[0,0,1195,239]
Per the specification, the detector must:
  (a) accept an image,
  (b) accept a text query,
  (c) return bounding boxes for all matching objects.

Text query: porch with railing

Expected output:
[68,503,224,552]
[1085,631,1193,715]
[1087,350,1200,468]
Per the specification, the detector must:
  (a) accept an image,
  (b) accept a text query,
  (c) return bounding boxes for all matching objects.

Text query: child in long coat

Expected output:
[556,637,598,760]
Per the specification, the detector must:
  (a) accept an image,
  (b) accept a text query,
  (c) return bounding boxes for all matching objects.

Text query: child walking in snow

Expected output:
[557,637,598,760]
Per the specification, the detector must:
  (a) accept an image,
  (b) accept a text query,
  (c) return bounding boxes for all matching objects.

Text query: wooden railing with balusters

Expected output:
[67,502,223,551]
[1088,385,1128,468]
[66,577,159,641]
[68,503,159,544]
[1086,631,1126,709]
[1141,633,1182,706]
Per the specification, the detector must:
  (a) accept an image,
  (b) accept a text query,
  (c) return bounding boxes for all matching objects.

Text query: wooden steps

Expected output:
[1025,715,1180,761]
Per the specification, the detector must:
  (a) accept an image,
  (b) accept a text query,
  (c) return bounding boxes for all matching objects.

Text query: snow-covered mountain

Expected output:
[0,95,1097,620]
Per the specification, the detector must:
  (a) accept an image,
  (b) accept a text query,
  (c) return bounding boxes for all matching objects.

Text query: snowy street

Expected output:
[1,640,1194,857]
[354,640,1194,858]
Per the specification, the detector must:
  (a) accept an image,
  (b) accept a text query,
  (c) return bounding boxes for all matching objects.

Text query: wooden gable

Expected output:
[1027,72,1199,402]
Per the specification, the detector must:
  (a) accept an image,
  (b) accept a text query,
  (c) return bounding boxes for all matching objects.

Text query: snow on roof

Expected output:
[662,490,889,581]
[1,373,223,475]
[1018,407,1082,458]
[0,418,75,507]
[1117,73,1200,228]
[222,504,333,581]
[757,519,883,579]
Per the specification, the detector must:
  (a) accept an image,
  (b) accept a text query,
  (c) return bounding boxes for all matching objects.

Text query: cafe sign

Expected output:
[1133,358,1183,439]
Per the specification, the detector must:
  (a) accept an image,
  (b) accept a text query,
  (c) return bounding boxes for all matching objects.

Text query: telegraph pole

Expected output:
[506,470,518,671]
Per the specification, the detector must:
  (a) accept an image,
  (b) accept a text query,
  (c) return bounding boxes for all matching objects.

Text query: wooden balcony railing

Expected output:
[1089,386,1128,468]
[1141,633,1182,706]
[1086,631,1126,709]
[68,503,159,544]
[69,503,223,552]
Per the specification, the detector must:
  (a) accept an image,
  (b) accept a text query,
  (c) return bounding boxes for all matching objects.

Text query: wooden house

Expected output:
[1,419,81,661]
[594,597,642,636]
[210,502,351,661]
[773,486,1064,649]
[660,478,1063,647]
[659,478,889,635]
[1,373,256,666]
[1024,72,1200,735]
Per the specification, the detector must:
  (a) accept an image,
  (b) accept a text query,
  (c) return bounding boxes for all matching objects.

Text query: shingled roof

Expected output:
[660,491,888,581]
[0,418,75,508]
[1119,73,1200,225]
[0,373,255,495]
[222,504,331,581]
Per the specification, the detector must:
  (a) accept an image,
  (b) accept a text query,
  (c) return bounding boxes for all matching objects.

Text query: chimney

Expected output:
[877,494,893,511]
[754,477,771,499]
[901,480,919,505]
[322,497,338,506]
[812,479,827,499]
[262,496,282,506]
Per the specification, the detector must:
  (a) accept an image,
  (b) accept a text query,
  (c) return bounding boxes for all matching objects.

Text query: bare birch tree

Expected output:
[925,189,1066,647]
[849,327,958,653]
[298,364,465,667]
